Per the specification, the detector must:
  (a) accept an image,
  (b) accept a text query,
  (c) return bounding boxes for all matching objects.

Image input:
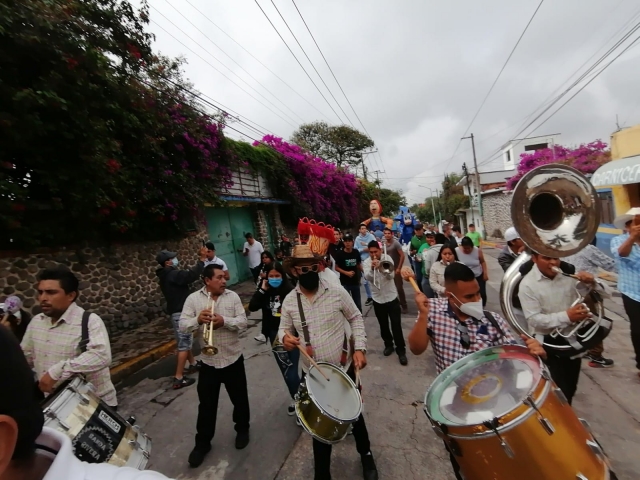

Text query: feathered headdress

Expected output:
[297,217,335,256]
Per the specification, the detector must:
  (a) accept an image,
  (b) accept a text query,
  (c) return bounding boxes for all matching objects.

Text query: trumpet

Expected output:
[373,243,395,288]
[203,293,218,356]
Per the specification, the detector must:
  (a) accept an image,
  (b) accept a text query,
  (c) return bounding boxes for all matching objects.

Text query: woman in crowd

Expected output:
[248,262,300,416]
[254,251,275,342]
[0,295,32,342]
[429,245,459,298]
[456,236,489,306]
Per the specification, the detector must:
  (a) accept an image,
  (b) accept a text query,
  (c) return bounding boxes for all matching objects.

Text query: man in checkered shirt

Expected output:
[407,262,545,480]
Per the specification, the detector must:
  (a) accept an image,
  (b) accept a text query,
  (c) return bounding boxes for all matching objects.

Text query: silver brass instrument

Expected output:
[373,243,395,288]
[203,293,218,355]
[499,164,611,356]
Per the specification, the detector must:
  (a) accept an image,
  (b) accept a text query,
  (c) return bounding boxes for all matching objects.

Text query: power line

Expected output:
[183,0,333,123]
[253,0,344,123]
[150,10,301,127]
[443,0,544,173]
[162,0,307,124]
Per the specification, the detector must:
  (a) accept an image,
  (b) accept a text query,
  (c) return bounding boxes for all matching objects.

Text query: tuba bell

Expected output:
[499,164,611,356]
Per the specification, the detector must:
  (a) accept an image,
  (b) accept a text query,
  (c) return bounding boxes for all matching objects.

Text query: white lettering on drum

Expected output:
[99,410,121,433]
[80,442,101,461]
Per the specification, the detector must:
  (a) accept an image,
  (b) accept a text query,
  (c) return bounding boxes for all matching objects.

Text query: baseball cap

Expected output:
[504,227,520,243]
[415,223,424,230]
[156,250,177,265]
[343,233,354,242]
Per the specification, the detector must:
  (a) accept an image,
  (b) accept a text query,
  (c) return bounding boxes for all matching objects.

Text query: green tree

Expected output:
[290,121,374,169]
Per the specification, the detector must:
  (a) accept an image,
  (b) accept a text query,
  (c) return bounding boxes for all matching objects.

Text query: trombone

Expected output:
[203,293,218,355]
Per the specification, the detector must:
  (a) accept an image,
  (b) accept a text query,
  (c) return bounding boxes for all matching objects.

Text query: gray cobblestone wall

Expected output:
[0,227,207,335]
[482,191,513,239]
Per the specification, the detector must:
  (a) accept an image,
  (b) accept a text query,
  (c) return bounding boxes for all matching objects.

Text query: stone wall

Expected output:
[482,190,513,239]
[0,228,207,336]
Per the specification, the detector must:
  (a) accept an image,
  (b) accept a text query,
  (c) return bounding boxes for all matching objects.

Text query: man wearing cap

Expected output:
[409,224,428,292]
[279,245,378,480]
[610,207,640,378]
[156,246,207,389]
[1,327,172,480]
[498,227,526,272]
[204,242,230,281]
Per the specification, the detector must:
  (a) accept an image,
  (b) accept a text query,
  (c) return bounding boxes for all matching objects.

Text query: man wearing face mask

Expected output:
[279,245,378,480]
[407,262,545,480]
[156,247,207,390]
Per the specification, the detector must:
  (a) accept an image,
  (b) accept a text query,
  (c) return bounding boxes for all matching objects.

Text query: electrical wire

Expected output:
[183,0,333,122]
[253,0,344,123]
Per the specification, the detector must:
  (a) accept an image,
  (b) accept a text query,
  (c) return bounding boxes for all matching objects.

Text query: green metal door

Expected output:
[205,207,255,285]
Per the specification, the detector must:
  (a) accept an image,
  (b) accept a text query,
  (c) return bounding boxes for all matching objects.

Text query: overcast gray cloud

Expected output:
[144,0,640,205]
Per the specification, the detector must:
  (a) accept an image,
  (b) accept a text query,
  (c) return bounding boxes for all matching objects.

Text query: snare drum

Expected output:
[424,345,611,480]
[42,376,151,470]
[296,362,362,444]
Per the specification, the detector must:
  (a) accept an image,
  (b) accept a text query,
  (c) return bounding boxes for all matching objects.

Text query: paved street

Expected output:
[116,250,640,480]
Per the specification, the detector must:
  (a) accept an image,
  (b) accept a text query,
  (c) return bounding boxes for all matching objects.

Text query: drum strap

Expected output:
[296,293,349,367]
[78,311,91,354]
[483,311,505,340]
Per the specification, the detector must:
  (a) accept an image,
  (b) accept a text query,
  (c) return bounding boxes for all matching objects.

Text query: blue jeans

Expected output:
[421,276,435,299]
[412,259,424,292]
[342,284,362,312]
[269,329,300,399]
[170,312,193,351]
[362,277,373,300]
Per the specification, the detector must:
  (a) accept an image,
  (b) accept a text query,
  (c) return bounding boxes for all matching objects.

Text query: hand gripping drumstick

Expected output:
[400,266,421,293]
[297,345,330,382]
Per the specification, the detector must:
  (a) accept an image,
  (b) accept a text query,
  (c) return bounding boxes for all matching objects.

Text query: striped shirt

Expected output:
[21,303,117,406]
[278,279,366,372]
[426,297,517,374]
[611,233,640,302]
[180,287,247,368]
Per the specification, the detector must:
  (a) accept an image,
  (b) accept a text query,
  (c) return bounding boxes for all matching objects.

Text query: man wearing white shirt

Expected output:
[204,242,230,280]
[240,233,264,282]
[0,326,172,480]
[364,241,407,365]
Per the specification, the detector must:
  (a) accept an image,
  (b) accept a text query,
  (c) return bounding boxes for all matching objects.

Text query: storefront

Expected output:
[591,124,640,255]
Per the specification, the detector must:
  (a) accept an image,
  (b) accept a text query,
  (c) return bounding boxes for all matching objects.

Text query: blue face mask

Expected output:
[171,257,179,267]
[268,278,283,288]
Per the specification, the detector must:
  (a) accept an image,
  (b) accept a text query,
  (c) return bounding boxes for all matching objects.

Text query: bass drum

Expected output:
[424,345,612,480]
[42,376,151,470]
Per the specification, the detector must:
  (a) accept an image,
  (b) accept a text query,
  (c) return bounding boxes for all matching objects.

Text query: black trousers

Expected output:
[544,355,581,405]
[372,298,406,354]
[622,294,640,370]
[476,275,487,307]
[309,367,371,480]
[195,356,250,447]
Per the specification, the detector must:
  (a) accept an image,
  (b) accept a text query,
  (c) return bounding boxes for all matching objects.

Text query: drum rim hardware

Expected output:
[303,362,362,423]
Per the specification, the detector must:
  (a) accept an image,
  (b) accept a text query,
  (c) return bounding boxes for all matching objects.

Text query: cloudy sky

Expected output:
[143,0,640,205]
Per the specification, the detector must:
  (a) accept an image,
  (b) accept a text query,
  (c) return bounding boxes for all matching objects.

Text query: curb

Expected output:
[481,241,503,249]
[110,302,252,385]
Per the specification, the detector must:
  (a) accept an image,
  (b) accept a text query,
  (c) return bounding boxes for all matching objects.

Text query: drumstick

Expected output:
[354,364,361,388]
[400,266,421,293]
[297,345,330,382]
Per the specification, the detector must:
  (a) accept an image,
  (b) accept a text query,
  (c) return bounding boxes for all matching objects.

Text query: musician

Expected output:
[180,264,250,468]
[497,227,526,272]
[0,327,171,480]
[21,267,117,408]
[363,241,408,365]
[518,251,608,405]
[407,262,545,480]
[382,227,408,313]
[279,245,378,480]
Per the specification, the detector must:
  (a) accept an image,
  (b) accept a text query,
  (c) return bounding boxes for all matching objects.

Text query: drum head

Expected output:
[307,363,361,422]
[426,345,541,426]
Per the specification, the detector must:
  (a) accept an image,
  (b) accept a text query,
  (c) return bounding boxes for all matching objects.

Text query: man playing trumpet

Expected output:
[364,241,408,365]
[180,264,250,468]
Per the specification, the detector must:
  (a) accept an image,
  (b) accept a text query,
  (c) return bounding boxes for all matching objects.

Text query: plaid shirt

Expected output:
[21,303,117,406]
[180,287,247,368]
[611,233,640,302]
[278,279,366,371]
[427,298,517,374]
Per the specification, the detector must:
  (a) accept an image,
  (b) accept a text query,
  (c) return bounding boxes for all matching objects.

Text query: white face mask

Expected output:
[171,257,179,267]
[451,293,484,319]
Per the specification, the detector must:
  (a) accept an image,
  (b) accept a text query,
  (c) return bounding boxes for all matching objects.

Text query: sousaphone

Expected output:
[499,164,612,356]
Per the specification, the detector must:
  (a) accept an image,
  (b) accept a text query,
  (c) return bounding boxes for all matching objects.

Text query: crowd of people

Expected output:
[1,208,639,480]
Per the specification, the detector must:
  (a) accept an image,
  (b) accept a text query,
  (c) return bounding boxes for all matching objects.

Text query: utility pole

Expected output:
[360,149,379,182]
[461,162,476,227]
[435,188,442,228]
[372,170,383,196]
[462,133,485,239]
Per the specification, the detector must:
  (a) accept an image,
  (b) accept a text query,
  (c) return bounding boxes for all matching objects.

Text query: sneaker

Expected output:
[365,298,373,306]
[383,346,394,357]
[287,402,296,416]
[185,363,201,375]
[235,431,250,449]
[188,444,211,468]
[361,451,379,480]
[173,376,196,389]
[588,356,614,368]
[254,333,267,343]
[398,353,408,366]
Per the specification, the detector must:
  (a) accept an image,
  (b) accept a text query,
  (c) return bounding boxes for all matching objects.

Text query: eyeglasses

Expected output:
[294,264,319,274]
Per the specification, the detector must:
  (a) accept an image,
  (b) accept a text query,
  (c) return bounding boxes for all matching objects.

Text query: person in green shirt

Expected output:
[409,224,428,290]
[465,223,482,247]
